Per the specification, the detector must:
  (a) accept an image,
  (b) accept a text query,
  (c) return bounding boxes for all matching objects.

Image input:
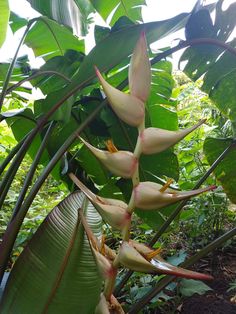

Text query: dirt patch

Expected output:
[180,247,236,314]
[180,294,236,314]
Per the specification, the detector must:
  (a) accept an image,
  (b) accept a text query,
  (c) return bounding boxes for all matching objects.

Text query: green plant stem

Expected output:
[0,131,32,176]
[0,20,36,111]
[114,140,236,296]
[0,126,38,210]
[150,37,236,66]
[11,122,55,219]
[6,71,71,95]
[127,227,236,314]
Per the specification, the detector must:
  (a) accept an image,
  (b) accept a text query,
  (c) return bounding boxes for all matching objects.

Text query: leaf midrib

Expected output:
[42,208,81,314]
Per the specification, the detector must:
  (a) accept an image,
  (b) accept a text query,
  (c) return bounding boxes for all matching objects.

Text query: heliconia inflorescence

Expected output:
[73,31,215,313]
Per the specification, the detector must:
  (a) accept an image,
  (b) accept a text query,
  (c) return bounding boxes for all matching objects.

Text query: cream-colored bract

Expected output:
[80,137,138,179]
[129,32,151,102]
[133,181,216,210]
[140,119,206,154]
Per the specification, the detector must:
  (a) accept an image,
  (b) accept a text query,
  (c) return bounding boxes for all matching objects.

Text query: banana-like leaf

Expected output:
[180,0,236,119]
[0,192,103,314]
[25,16,85,60]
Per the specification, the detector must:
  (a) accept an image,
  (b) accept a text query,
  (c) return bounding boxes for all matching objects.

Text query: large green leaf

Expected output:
[20,14,190,131]
[77,13,189,85]
[0,0,9,48]
[203,137,236,203]
[27,0,94,35]
[0,192,103,313]
[180,0,236,120]
[25,16,84,60]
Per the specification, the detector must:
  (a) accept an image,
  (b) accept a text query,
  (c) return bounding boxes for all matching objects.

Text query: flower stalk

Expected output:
[73,32,219,313]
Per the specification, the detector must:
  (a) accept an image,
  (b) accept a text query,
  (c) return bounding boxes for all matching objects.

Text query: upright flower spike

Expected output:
[129,240,213,280]
[69,174,130,230]
[129,32,151,102]
[80,137,138,179]
[95,66,145,127]
[140,119,206,155]
[133,181,216,210]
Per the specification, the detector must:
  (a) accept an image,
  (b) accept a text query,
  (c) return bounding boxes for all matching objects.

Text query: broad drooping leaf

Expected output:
[25,16,84,60]
[180,0,236,120]
[203,137,236,203]
[0,0,9,48]
[0,192,103,314]
[12,13,190,139]
[27,0,94,36]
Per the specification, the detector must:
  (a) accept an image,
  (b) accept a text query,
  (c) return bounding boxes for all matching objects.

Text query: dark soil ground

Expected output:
[150,245,236,314]
[180,246,236,314]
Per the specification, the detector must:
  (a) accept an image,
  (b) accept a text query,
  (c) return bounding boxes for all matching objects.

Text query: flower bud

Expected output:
[129,32,151,102]
[133,181,216,210]
[95,66,145,127]
[140,119,206,155]
[70,174,130,230]
[91,246,115,279]
[118,241,158,273]
[130,240,213,280]
[80,137,138,178]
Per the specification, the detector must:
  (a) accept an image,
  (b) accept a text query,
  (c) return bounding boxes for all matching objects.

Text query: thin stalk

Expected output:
[128,227,236,314]
[114,140,236,296]
[6,71,71,95]
[0,131,32,176]
[0,20,36,111]
[0,132,36,210]
[11,121,55,219]
[0,123,50,210]
[150,37,236,66]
